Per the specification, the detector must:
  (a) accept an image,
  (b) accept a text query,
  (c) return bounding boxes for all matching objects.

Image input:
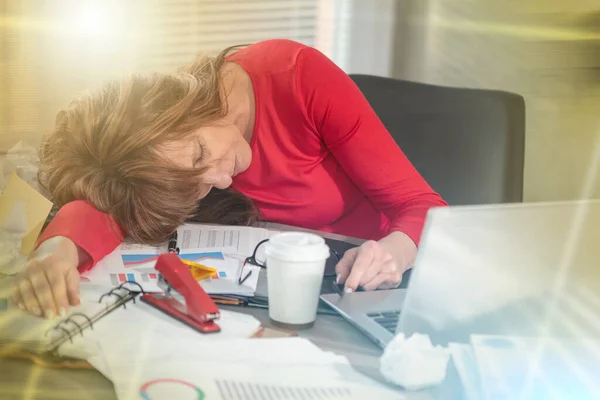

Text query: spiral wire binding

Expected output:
[45,281,145,354]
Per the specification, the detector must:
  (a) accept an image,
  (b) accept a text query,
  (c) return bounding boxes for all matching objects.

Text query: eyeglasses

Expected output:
[238,238,341,285]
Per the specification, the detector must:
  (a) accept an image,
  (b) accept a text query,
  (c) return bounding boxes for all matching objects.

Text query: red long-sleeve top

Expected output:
[39,39,447,272]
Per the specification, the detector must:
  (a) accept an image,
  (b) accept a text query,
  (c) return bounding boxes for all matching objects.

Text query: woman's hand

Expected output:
[11,236,87,319]
[335,231,417,292]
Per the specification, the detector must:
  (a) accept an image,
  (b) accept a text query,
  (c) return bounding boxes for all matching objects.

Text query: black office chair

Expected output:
[350,74,526,205]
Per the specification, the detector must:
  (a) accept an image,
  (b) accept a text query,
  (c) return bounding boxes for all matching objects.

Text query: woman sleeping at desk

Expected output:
[11,39,446,319]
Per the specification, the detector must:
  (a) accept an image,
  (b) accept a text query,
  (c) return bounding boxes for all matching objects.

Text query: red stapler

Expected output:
[140,253,221,333]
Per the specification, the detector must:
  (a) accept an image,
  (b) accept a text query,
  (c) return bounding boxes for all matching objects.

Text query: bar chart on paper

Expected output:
[138,378,401,400]
[110,272,158,286]
[121,251,225,269]
[213,380,392,399]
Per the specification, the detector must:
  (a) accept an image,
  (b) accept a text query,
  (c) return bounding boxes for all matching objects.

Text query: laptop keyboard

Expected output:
[367,311,401,333]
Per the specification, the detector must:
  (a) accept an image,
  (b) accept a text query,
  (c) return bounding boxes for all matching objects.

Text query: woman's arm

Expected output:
[294,47,447,289]
[37,200,124,272]
[295,47,447,246]
[13,201,123,318]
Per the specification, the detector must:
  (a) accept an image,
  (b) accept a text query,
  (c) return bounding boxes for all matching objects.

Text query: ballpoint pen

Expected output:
[209,295,341,316]
[166,232,215,280]
[168,232,180,254]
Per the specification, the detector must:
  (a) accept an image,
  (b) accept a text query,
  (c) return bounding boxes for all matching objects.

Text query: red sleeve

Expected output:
[37,200,124,272]
[294,47,448,245]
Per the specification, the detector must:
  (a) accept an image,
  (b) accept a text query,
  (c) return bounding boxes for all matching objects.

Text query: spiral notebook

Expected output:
[0,280,143,360]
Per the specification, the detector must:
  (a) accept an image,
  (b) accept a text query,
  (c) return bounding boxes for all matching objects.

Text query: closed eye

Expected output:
[194,140,205,167]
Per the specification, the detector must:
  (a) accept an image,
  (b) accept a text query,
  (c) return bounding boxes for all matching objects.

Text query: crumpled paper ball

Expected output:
[0,140,40,193]
[380,333,451,391]
[0,200,29,275]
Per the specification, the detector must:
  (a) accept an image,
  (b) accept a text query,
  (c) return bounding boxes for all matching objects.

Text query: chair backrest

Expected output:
[350,74,526,205]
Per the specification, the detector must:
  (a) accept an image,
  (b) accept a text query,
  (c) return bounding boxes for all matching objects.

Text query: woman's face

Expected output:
[163,121,252,199]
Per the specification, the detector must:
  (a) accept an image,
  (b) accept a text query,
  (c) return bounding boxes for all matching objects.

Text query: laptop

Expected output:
[320,200,600,348]
[320,287,407,348]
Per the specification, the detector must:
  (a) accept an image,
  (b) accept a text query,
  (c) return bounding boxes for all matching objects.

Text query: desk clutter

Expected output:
[108,337,404,400]
[5,143,599,399]
[0,275,404,400]
[0,274,262,359]
[84,222,274,297]
[0,169,403,399]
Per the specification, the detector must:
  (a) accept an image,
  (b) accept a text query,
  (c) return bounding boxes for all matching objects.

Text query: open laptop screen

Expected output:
[396,200,600,345]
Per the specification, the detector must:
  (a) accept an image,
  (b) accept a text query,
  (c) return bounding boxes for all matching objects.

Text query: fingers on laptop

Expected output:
[336,240,402,292]
[334,247,357,288]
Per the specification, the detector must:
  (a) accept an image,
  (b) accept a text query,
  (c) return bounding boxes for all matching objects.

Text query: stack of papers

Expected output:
[73,284,263,377]
[102,337,405,400]
[2,279,402,399]
[82,223,279,296]
[63,284,404,400]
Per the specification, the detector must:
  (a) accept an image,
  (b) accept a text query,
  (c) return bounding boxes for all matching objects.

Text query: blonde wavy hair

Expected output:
[38,46,258,245]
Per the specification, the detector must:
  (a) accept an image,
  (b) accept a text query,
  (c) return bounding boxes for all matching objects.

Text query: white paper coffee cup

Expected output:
[265,232,330,328]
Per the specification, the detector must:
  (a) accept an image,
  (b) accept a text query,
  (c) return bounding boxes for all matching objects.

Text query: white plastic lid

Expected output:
[264,232,330,263]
